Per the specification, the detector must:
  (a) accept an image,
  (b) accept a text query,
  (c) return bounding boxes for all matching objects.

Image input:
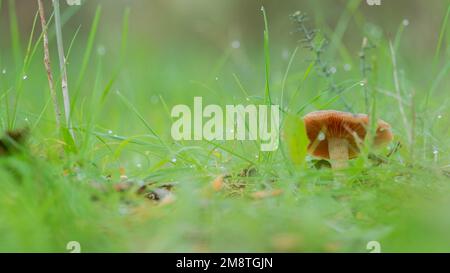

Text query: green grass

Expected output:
[0,1,449,252]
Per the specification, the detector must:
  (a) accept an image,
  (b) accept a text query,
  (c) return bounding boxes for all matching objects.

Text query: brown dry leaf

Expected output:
[251,189,283,199]
[211,175,224,191]
[136,184,148,195]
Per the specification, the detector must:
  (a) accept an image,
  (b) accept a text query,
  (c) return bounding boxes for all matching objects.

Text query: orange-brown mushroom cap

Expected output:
[303,110,393,159]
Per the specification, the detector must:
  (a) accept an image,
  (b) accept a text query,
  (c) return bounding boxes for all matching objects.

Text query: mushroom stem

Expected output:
[328,138,349,169]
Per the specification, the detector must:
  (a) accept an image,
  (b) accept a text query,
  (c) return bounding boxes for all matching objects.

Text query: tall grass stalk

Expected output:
[72,6,102,107]
[52,0,74,140]
[8,0,22,71]
[38,0,61,130]
[261,6,272,106]
[328,0,361,59]
[410,89,416,159]
[432,4,450,69]
[359,37,370,113]
[290,11,352,112]
[389,42,411,146]
[11,11,40,129]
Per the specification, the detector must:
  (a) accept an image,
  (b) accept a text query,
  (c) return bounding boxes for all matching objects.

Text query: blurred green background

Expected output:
[1,0,448,141]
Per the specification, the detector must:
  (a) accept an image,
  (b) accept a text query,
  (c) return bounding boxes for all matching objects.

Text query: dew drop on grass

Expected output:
[136,163,142,168]
[2,69,6,74]
[437,115,442,119]
[171,158,177,163]
[402,19,409,27]
[97,45,106,56]
[433,148,439,163]
[118,205,129,215]
[360,81,365,86]
[23,75,28,80]
[108,130,113,134]
[215,77,219,81]
[76,171,86,181]
[329,67,337,74]
[282,49,290,60]
[231,40,241,49]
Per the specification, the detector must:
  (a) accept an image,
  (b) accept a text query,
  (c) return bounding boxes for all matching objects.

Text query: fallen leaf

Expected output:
[251,189,283,199]
[211,175,224,191]
[147,188,172,201]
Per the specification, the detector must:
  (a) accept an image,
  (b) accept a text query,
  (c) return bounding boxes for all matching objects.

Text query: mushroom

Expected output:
[303,110,393,169]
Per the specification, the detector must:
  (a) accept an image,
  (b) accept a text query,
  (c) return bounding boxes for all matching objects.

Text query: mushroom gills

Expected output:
[328,138,349,169]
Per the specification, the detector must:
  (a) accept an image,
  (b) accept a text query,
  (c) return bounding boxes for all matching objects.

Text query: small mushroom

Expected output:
[303,110,393,169]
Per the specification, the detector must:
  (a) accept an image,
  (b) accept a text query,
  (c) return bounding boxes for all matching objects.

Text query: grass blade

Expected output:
[261,6,272,105]
[53,0,75,140]
[8,0,22,70]
[38,0,61,130]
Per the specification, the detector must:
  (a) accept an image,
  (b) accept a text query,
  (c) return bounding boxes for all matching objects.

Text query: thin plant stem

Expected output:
[37,0,61,130]
[359,37,369,113]
[389,41,411,144]
[52,0,75,140]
